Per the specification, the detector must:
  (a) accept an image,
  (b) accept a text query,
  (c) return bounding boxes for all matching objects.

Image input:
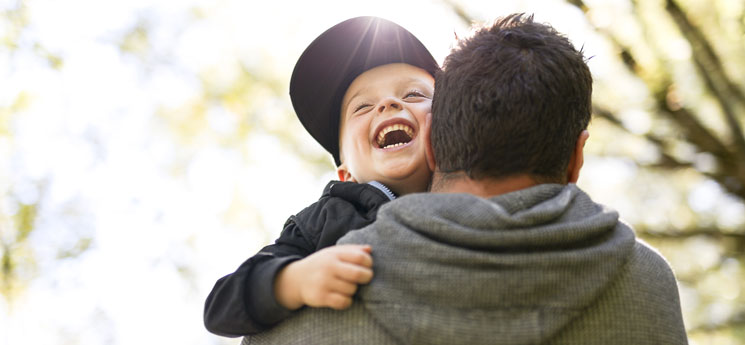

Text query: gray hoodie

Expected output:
[245,184,688,345]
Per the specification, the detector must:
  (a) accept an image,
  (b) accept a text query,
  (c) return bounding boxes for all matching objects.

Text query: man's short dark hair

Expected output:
[431,13,592,183]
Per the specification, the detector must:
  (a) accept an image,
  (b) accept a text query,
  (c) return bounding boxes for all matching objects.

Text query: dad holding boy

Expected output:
[244,14,688,345]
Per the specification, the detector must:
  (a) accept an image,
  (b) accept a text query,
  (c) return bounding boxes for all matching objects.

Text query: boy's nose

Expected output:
[377,98,402,113]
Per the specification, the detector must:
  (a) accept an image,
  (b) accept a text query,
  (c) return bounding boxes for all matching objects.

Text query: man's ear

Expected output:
[423,113,436,172]
[336,164,356,182]
[567,130,590,184]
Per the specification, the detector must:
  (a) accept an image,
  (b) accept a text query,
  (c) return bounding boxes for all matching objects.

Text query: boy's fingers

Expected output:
[324,293,353,310]
[336,245,373,267]
[335,261,374,284]
[328,278,359,296]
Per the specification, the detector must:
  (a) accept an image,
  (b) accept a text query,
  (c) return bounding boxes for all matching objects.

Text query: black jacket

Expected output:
[203,181,393,337]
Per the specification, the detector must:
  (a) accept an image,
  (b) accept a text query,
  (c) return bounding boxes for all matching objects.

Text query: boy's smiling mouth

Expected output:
[374,119,416,149]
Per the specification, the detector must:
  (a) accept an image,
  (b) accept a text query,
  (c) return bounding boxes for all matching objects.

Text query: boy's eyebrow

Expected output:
[402,78,435,95]
[344,76,434,110]
[345,86,371,106]
[403,77,433,87]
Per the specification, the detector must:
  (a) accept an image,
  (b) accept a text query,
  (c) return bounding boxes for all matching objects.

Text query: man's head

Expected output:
[429,14,592,188]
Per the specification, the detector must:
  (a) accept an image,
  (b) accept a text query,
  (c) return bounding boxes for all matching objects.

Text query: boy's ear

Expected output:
[336,164,356,182]
[423,113,436,172]
[566,130,589,184]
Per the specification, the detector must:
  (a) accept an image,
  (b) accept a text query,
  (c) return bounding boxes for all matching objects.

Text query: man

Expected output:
[243,13,688,345]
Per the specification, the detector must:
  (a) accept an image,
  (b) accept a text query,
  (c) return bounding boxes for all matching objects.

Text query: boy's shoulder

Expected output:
[307,181,394,212]
[289,181,393,249]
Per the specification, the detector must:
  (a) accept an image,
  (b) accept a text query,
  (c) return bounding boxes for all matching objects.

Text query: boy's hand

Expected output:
[274,244,373,311]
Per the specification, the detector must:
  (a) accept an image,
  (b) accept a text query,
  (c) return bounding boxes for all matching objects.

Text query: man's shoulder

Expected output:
[604,233,680,299]
[551,236,688,345]
[627,238,678,282]
[243,303,398,345]
[610,236,685,325]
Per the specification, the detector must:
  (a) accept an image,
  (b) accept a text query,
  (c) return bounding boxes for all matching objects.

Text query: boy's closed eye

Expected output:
[352,90,428,114]
[403,90,429,100]
[354,103,372,113]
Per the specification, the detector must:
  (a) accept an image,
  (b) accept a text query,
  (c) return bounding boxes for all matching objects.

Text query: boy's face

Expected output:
[337,63,434,195]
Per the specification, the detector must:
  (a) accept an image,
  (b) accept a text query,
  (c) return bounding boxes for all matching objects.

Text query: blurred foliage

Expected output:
[1,1,34,304]
[139,18,334,177]
[1,0,70,305]
[1,0,333,311]
[445,0,745,342]
[0,0,28,52]
[0,203,37,300]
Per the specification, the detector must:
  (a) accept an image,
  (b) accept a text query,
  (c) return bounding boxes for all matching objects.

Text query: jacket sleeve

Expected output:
[203,216,314,337]
[203,181,391,337]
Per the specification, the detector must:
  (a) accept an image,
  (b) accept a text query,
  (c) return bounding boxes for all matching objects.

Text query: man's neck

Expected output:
[430,172,539,198]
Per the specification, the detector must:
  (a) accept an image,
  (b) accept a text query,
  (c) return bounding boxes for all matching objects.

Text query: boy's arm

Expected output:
[203,218,313,337]
[272,182,391,310]
[203,181,391,337]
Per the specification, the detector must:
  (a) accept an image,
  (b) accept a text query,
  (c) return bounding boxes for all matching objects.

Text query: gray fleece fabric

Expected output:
[244,184,688,345]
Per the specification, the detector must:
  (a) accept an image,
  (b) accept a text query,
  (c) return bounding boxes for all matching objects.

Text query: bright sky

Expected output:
[1,0,742,344]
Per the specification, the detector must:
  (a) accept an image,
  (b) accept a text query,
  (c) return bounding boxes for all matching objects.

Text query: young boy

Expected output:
[203,16,439,337]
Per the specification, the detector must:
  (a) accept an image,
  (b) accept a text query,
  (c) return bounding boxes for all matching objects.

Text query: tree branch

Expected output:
[566,0,733,164]
[441,0,474,26]
[491,0,745,199]
[665,0,745,161]
[608,0,745,199]
[688,309,745,334]
[592,105,667,147]
[639,229,745,242]
[565,0,588,12]
[665,0,745,108]
[655,94,731,159]
[592,106,745,199]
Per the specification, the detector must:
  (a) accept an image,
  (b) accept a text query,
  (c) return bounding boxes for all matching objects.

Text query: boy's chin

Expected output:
[376,161,424,180]
[377,163,430,189]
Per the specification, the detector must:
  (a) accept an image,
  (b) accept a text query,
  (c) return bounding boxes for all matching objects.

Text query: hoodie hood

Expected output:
[349,184,636,345]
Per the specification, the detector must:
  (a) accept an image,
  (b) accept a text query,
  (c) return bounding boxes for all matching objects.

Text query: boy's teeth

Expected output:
[383,142,406,149]
[376,123,415,147]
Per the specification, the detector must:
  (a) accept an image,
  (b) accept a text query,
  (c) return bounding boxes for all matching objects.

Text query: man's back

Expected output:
[245,184,688,345]
[549,240,687,344]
